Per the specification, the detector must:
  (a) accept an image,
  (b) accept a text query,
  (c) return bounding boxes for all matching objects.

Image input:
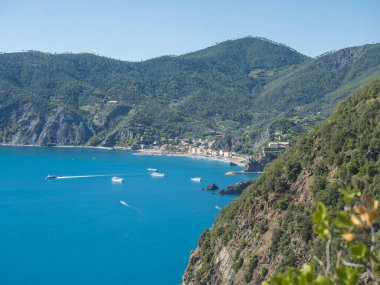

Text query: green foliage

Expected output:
[1,39,380,151]
[244,254,259,283]
[264,192,379,285]
[188,78,380,284]
[312,202,331,239]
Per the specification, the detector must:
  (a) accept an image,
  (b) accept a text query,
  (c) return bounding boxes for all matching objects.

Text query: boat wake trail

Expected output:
[56,174,121,179]
[119,201,142,213]
[120,201,130,207]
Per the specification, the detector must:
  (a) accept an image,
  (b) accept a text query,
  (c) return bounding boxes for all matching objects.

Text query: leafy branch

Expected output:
[263,189,379,285]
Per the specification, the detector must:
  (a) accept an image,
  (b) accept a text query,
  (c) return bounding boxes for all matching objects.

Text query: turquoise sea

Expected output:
[0,147,258,285]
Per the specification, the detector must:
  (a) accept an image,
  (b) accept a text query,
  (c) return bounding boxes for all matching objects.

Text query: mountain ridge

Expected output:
[0,37,379,152]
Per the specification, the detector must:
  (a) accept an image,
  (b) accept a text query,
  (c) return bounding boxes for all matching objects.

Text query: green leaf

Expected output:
[332,211,353,229]
[348,242,369,260]
[314,275,334,285]
[338,188,361,201]
[312,202,331,239]
[335,266,361,285]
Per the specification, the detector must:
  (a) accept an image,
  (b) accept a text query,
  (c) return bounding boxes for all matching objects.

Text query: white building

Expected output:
[268,142,289,149]
[223,151,232,158]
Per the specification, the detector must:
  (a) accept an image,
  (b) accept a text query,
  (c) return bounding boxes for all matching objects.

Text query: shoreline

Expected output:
[0,144,248,168]
[0,144,115,150]
[134,149,248,167]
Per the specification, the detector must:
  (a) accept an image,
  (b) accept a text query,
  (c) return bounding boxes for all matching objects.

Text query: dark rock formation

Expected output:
[202,184,219,191]
[219,180,253,195]
[229,162,238,166]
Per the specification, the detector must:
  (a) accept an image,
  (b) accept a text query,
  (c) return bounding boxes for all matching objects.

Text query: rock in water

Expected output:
[202,184,219,191]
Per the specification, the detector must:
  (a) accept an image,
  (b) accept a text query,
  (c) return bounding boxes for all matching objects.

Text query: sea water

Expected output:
[0,147,258,285]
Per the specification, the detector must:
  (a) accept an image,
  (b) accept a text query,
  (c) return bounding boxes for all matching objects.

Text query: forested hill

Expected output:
[0,37,379,148]
[183,77,380,284]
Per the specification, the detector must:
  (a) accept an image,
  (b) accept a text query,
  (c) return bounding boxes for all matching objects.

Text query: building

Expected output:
[268,142,289,149]
[223,151,232,158]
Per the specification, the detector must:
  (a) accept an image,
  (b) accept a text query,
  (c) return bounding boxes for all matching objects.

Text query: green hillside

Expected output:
[0,37,379,151]
[183,78,380,284]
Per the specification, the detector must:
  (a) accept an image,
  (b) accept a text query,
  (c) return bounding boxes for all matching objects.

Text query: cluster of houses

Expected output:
[146,138,234,158]
[187,146,233,158]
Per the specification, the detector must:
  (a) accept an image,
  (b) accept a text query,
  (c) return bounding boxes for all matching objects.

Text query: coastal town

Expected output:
[133,138,248,166]
[132,137,290,169]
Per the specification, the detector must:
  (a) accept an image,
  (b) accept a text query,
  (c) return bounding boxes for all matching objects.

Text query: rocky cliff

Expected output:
[182,78,380,284]
[0,102,96,145]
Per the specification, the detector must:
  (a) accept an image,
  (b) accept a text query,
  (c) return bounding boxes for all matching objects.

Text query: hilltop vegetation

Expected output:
[183,78,380,284]
[0,37,380,151]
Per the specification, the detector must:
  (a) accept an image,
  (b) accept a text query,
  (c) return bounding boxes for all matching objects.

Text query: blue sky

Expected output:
[0,0,379,61]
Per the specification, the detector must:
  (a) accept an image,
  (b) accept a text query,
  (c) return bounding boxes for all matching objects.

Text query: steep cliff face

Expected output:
[183,78,380,284]
[0,102,96,145]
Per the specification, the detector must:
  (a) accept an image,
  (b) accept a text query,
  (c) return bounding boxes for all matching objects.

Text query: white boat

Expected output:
[151,172,165,177]
[147,168,158,172]
[191,177,202,182]
[112,176,124,183]
[46,175,58,180]
[120,201,129,207]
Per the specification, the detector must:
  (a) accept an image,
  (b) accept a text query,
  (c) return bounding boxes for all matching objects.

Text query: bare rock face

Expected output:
[214,247,234,284]
[183,247,235,285]
[100,128,134,147]
[1,102,96,146]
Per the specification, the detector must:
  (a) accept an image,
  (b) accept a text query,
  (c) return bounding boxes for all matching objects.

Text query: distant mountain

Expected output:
[0,37,379,149]
[182,77,380,284]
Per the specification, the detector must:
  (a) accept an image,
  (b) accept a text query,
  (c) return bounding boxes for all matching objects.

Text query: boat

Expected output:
[120,201,129,207]
[147,168,158,172]
[191,177,202,182]
[46,175,58,180]
[112,176,124,183]
[151,172,165,177]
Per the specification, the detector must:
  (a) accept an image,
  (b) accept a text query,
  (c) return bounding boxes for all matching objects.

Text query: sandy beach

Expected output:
[134,149,248,167]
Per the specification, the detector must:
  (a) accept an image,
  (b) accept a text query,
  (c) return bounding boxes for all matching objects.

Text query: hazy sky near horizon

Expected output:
[0,0,379,61]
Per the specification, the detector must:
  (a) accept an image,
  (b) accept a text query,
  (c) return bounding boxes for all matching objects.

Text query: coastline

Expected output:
[0,143,115,150]
[134,149,248,167]
[0,144,248,168]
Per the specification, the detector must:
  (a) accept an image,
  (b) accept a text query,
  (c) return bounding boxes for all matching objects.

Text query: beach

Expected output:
[134,149,248,167]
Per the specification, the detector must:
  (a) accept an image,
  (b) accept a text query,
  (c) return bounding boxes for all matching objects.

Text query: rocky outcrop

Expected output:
[202,184,219,191]
[244,153,277,172]
[99,128,134,147]
[183,246,235,285]
[1,102,97,146]
[219,180,253,195]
